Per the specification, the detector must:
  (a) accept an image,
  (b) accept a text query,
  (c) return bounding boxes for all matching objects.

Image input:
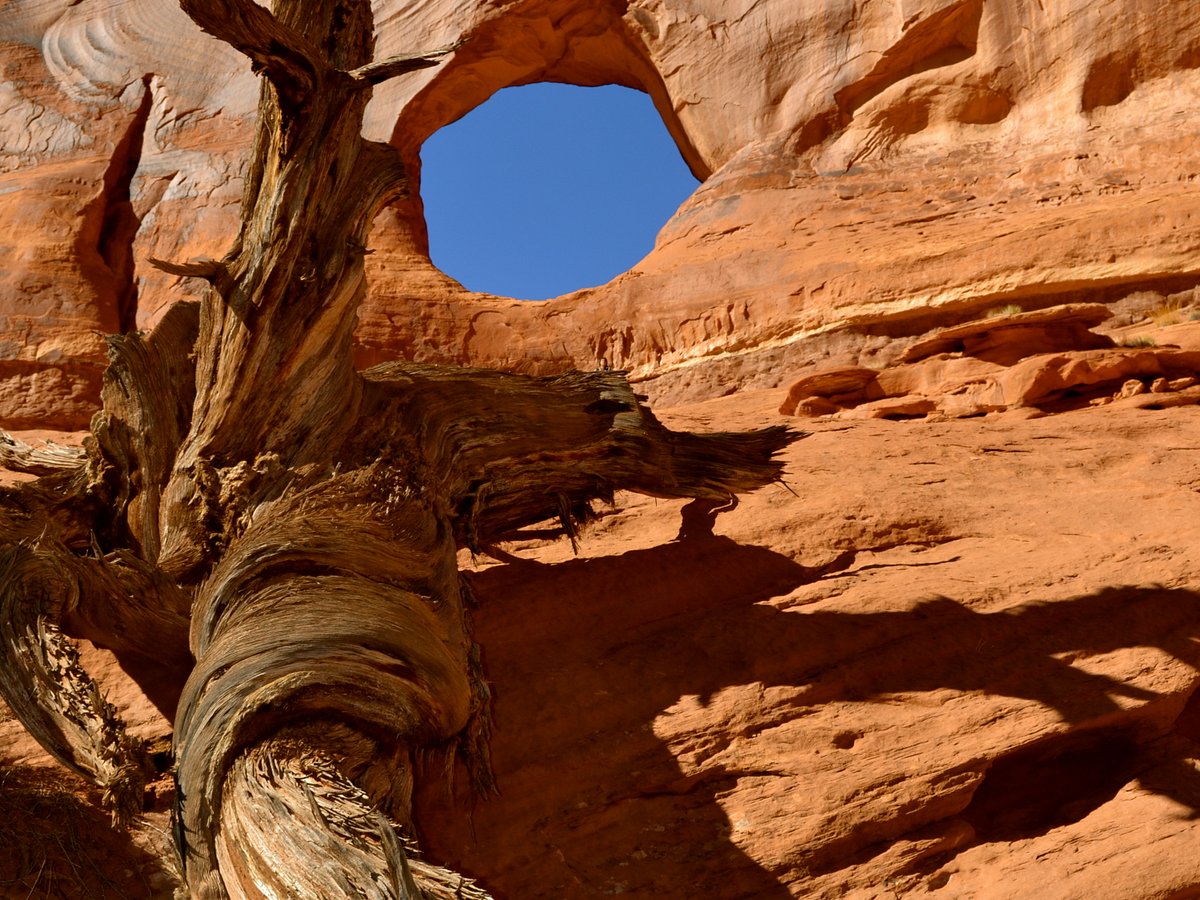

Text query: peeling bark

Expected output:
[0,431,85,476]
[0,545,153,826]
[0,0,800,896]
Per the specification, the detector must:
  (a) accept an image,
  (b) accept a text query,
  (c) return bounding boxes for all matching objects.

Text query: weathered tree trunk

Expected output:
[0,1,798,897]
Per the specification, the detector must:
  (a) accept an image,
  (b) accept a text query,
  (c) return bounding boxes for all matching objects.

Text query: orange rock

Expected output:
[782,396,843,418]
[901,303,1117,364]
[780,325,1200,420]
[410,389,1200,900]
[777,365,879,414]
[5,2,1200,898]
[1116,378,1148,399]
[6,1,1200,420]
[841,395,939,420]
[1002,348,1200,409]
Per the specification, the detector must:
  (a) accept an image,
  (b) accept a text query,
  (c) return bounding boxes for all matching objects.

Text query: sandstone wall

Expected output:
[4,0,1200,426]
[4,4,1200,899]
[360,0,1200,402]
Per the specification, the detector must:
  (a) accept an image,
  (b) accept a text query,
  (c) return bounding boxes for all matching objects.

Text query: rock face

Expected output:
[6,373,1200,899]
[778,303,1200,419]
[5,0,1200,423]
[408,386,1200,900]
[1,4,251,427]
[4,1,1200,898]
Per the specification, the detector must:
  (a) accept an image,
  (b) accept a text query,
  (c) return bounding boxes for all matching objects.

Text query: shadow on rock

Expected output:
[415,532,815,899]
[415,526,1200,896]
[764,586,1200,724]
[0,765,174,898]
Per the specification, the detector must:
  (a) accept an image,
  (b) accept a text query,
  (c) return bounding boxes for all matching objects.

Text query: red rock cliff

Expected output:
[4,0,1199,425]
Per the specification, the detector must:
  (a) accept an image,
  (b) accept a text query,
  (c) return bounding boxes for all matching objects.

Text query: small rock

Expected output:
[842,396,937,419]
[792,397,842,417]
[1115,379,1147,399]
[1151,377,1171,393]
[1168,377,1197,391]
[779,366,878,415]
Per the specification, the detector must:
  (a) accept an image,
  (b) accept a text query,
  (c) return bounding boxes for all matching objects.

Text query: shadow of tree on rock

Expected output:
[413,526,1200,897]
[0,765,175,898]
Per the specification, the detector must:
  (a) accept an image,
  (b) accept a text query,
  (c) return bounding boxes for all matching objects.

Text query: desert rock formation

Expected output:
[6,364,1200,898]
[419,384,1200,900]
[5,0,1200,423]
[779,303,1200,419]
[3,0,1200,898]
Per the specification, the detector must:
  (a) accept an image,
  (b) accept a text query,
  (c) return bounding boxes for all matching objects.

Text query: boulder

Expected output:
[900,303,1117,365]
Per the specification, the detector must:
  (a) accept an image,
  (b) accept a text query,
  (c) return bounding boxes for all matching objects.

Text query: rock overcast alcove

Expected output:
[417,82,700,302]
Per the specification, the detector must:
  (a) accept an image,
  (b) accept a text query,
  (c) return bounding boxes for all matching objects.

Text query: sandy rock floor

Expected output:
[2,343,1199,898]
[417,383,1200,899]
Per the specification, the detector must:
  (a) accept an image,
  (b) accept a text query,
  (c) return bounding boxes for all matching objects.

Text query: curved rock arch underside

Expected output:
[3,1,1200,898]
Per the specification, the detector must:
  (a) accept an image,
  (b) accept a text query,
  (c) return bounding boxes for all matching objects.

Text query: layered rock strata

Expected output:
[3,1,1200,424]
[779,303,1200,419]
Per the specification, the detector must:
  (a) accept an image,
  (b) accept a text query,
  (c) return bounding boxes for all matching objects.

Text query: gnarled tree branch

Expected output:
[0,431,85,477]
[92,301,199,565]
[346,43,463,86]
[0,545,154,825]
[359,363,796,549]
[179,0,323,111]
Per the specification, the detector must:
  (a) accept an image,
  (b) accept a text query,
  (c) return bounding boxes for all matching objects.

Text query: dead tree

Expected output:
[0,1,796,896]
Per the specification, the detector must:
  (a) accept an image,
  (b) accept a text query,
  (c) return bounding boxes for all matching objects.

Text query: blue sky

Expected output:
[419,83,700,301]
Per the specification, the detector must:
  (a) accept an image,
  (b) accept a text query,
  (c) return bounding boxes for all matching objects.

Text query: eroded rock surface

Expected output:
[6,383,1200,899]
[4,1,1200,423]
[420,387,1200,900]
[4,1,1200,898]
[780,305,1200,419]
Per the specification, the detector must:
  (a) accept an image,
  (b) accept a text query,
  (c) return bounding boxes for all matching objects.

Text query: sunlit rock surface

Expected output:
[5,0,1200,423]
[3,2,1200,898]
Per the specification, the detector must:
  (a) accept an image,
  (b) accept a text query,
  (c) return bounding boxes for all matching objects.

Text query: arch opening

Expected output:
[418,83,700,301]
